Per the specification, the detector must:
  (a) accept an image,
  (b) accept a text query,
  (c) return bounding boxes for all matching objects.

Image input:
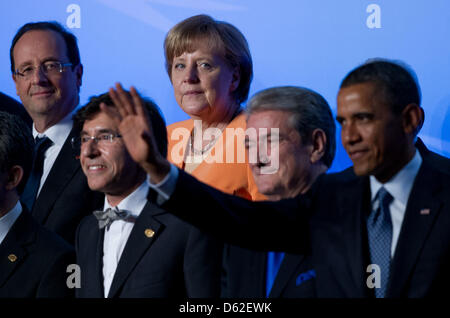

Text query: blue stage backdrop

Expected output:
[1,0,449,172]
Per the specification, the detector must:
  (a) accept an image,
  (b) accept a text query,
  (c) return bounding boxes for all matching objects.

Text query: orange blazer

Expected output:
[167,114,266,201]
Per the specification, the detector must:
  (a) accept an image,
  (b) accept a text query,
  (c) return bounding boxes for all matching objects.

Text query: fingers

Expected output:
[108,83,146,119]
[130,86,146,118]
[108,86,128,119]
[115,83,136,116]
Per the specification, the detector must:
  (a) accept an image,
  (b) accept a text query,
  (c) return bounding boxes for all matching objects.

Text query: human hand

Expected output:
[101,83,170,183]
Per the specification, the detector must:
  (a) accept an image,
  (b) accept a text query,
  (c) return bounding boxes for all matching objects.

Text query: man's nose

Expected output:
[342,122,361,145]
[81,138,101,158]
[29,66,49,85]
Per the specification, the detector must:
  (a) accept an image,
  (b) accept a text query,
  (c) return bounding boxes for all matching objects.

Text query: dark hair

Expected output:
[0,111,33,194]
[164,14,253,104]
[340,59,421,114]
[10,21,81,73]
[247,86,336,168]
[73,92,168,157]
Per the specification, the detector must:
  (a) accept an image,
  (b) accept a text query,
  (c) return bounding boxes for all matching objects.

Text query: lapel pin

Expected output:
[145,229,155,238]
[420,208,431,215]
[8,254,17,262]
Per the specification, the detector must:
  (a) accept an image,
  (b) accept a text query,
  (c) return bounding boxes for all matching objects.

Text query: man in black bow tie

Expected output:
[73,92,222,298]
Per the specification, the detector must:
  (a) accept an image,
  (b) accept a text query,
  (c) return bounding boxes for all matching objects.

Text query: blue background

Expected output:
[1,0,449,172]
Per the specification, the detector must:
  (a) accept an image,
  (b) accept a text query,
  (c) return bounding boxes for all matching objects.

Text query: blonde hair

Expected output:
[164,14,252,104]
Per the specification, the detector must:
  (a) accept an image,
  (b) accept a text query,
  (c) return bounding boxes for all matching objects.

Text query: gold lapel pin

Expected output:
[145,229,155,238]
[8,254,17,262]
[420,208,431,215]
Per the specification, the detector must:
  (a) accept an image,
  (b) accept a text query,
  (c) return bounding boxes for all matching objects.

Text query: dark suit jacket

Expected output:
[222,245,316,298]
[75,199,223,298]
[161,159,450,298]
[416,137,450,174]
[0,92,32,127]
[0,208,75,297]
[29,126,104,244]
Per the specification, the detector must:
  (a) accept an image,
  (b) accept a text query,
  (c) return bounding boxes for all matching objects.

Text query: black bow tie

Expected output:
[93,207,134,229]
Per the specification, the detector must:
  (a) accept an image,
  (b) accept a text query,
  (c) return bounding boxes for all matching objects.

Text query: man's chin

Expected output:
[352,164,371,177]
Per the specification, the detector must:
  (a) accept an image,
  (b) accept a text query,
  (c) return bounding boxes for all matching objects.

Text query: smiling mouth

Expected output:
[348,149,368,160]
[88,165,107,171]
[32,91,54,97]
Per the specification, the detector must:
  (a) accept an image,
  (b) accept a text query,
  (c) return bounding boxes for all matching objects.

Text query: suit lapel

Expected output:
[388,162,443,297]
[107,201,165,298]
[0,211,35,288]
[340,176,372,297]
[269,253,305,297]
[93,226,106,297]
[32,127,80,223]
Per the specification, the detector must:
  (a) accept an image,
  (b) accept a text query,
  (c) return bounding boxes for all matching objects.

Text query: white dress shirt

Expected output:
[370,150,422,257]
[102,181,150,298]
[32,110,75,196]
[0,201,23,245]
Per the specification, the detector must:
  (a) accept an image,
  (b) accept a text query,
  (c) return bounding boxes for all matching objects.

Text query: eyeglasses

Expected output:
[14,61,73,79]
[71,133,122,150]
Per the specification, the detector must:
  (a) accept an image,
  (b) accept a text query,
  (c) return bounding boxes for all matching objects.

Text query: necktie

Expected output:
[93,206,134,229]
[367,187,393,298]
[266,251,285,297]
[21,136,53,211]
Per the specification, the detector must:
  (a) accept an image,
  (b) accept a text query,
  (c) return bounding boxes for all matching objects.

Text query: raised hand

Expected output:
[101,83,170,183]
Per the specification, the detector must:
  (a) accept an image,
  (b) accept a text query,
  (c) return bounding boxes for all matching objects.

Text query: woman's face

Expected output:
[170,41,240,122]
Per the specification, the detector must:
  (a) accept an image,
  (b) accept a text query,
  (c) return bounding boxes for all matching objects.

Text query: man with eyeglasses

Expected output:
[72,92,222,298]
[10,21,103,244]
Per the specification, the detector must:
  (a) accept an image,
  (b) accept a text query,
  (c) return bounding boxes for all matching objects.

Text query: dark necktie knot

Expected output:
[35,136,53,154]
[93,206,134,229]
[377,187,393,209]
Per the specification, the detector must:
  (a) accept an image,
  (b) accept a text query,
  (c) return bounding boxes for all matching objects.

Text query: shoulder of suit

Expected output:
[77,214,97,231]
[30,217,74,255]
[320,167,358,185]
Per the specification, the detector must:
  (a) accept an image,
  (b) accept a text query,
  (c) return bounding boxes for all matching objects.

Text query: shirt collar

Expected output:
[0,201,23,245]
[370,150,423,205]
[32,109,76,147]
[103,181,150,218]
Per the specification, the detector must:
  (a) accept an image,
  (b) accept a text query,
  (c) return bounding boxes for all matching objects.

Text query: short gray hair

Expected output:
[246,86,336,167]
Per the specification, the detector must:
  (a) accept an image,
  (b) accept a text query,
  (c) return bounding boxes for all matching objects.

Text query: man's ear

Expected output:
[309,128,326,164]
[5,165,24,191]
[12,73,20,96]
[401,103,423,136]
[75,63,83,91]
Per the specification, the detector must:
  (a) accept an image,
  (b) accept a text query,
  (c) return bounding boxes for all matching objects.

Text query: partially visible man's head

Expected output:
[73,93,167,199]
[0,111,34,198]
[337,59,423,182]
[11,21,83,130]
[245,86,336,199]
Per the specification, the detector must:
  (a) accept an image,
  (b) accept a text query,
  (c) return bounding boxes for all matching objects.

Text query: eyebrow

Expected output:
[16,57,61,68]
[80,128,116,136]
[336,112,375,123]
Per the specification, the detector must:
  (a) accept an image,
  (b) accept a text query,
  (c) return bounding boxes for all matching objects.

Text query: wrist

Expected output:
[143,157,171,184]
